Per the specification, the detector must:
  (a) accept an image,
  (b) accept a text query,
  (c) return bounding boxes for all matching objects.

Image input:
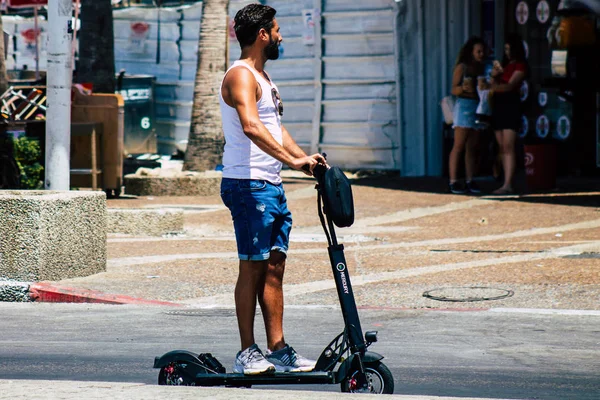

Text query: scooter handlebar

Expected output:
[301,163,328,180]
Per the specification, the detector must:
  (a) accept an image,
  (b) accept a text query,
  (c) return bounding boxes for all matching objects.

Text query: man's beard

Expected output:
[264,36,280,60]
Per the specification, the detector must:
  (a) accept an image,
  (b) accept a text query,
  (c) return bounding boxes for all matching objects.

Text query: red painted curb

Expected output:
[29,283,182,307]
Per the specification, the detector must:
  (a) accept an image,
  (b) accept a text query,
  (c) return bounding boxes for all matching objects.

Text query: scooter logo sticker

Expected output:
[519,116,529,138]
[337,263,350,294]
[538,92,548,107]
[516,1,529,25]
[556,115,571,140]
[537,1,550,24]
[520,81,529,102]
[536,115,550,138]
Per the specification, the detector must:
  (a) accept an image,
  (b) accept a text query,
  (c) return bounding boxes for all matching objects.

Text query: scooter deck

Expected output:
[195,371,334,386]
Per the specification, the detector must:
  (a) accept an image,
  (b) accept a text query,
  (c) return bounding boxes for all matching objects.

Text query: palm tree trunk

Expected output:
[183,0,229,172]
[76,0,115,93]
[0,16,9,95]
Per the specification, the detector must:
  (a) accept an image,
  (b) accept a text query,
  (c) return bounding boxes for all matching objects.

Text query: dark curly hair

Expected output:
[503,33,527,66]
[234,4,277,49]
[455,36,486,75]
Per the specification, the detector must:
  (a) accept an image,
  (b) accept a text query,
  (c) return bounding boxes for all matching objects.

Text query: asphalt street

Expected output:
[0,303,598,399]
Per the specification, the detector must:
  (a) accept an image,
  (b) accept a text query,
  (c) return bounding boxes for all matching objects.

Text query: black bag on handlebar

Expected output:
[320,166,354,228]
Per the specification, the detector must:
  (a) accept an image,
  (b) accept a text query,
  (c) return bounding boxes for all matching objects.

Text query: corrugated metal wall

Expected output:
[229,0,401,170]
[228,0,482,175]
[398,0,481,176]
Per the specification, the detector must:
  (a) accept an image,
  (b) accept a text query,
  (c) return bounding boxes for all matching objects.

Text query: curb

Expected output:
[1,281,182,306]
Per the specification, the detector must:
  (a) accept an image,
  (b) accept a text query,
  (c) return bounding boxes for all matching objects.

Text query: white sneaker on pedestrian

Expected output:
[233,344,275,375]
[265,344,316,372]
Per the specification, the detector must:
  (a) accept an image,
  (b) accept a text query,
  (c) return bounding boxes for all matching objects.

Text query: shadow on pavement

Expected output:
[350,173,600,208]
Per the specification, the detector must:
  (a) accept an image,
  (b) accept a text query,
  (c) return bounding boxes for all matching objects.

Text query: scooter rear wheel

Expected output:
[340,361,394,394]
[158,362,196,386]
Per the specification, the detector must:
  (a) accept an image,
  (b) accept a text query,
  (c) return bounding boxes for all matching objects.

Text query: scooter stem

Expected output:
[327,242,366,353]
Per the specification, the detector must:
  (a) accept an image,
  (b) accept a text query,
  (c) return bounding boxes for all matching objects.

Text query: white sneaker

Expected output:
[265,344,316,372]
[233,344,275,375]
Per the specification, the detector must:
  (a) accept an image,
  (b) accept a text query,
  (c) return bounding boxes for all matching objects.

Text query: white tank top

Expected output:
[220,60,283,184]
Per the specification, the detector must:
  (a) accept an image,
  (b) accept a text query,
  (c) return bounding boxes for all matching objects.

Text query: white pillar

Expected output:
[45,0,73,190]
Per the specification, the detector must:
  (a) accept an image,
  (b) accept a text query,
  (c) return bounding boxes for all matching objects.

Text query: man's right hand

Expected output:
[290,154,326,176]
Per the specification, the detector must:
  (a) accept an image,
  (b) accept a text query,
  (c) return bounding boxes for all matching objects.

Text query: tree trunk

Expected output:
[0,16,9,95]
[183,0,229,172]
[76,0,115,93]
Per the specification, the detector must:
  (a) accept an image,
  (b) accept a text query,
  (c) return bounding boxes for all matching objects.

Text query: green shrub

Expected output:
[13,135,44,189]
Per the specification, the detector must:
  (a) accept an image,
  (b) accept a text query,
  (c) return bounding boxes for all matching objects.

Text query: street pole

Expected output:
[45,0,73,190]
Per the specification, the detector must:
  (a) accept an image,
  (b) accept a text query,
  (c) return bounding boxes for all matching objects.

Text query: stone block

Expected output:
[107,208,184,236]
[124,171,221,197]
[0,191,106,281]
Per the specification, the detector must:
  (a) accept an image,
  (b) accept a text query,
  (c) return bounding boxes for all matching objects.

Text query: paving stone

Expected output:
[107,208,184,236]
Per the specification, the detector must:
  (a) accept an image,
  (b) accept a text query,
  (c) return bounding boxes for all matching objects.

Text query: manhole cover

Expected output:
[423,287,514,302]
[165,309,237,317]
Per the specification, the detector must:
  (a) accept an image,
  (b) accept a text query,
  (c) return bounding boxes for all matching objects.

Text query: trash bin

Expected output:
[524,144,557,191]
[116,73,156,155]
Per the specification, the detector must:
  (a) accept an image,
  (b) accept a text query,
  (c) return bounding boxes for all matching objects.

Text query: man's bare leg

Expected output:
[235,259,267,351]
[258,251,286,351]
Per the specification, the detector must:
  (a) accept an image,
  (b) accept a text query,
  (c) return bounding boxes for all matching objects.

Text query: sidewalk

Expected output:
[0,379,515,400]
[4,174,599,309]
[44,173,599,311]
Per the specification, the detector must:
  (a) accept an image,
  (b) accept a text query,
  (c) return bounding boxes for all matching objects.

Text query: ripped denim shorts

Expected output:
[452,97,486,130]
[220,178,292,261]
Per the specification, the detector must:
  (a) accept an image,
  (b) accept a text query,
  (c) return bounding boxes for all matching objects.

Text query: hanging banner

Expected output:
[19,25,43,56]
[302,9,317,46]
[8,0,47,8]
[128,22,150,54]
[8,0,76,8]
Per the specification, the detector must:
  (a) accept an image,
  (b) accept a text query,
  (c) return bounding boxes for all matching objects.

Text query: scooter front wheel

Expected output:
[340,361,394,394]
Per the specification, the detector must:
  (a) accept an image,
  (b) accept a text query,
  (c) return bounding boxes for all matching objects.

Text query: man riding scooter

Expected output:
[219,3,326,375]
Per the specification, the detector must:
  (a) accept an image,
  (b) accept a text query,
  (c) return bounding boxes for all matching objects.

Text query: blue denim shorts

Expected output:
[220,178,292,261]
[453,97,485,130]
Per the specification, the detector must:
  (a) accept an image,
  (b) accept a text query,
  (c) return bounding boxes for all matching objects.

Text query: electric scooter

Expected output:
[154,162,394,394]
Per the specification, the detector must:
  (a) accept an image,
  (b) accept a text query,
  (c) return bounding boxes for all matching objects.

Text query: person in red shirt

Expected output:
[489,34,528,195]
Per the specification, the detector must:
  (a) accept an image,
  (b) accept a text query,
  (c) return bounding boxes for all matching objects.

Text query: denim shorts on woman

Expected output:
[453,97,485,130]
[220,178,292,261]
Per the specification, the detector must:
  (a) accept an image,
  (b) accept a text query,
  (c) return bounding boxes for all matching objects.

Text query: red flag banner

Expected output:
[7,0,48,8]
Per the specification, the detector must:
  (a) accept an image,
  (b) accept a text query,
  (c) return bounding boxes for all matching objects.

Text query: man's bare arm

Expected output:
[281,125,307,158]
[281,125,326,174]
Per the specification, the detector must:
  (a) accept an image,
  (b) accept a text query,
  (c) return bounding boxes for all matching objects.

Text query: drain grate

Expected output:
[423,286,514,302]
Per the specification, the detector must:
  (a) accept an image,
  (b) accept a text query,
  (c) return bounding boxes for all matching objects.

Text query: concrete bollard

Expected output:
[0,191,106,281]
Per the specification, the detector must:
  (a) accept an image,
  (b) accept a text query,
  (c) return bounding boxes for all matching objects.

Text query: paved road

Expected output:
[0,303,599,399]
